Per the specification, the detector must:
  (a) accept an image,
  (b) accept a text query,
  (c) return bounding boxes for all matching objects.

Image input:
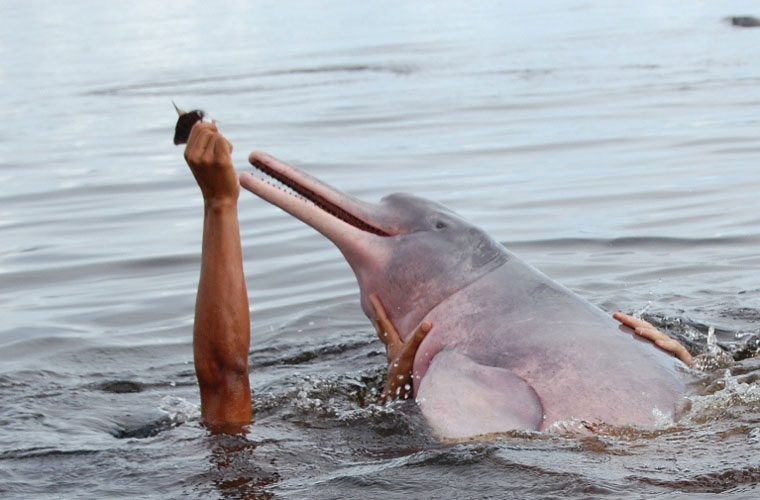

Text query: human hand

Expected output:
[370,294,432,403]
[613,312,693,366]
[183,123,238,205]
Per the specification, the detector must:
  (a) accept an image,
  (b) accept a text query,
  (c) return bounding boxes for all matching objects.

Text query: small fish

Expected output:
[172,101,205,145]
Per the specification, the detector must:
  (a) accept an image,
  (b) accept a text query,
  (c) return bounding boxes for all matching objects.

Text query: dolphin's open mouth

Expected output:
[245,152,392,237]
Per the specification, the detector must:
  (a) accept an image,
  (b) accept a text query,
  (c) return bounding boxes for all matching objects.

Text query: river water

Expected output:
[1,0,759,498]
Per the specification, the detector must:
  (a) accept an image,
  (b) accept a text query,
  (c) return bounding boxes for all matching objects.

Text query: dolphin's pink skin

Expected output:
[240,152,688,439]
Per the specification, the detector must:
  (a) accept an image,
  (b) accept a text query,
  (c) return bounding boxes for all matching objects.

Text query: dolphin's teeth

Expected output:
[257,171,313,205]
[250,159,391,237]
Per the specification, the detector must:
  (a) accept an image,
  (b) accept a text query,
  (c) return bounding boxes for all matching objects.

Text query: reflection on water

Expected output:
[1,0,759,498]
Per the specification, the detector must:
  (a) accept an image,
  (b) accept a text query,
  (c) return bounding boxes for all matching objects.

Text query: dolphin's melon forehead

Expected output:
[380,192,458,217]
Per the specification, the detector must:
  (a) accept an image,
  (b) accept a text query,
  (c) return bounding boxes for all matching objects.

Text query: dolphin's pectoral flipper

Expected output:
[370,294,432,404]
[416,350,544,438]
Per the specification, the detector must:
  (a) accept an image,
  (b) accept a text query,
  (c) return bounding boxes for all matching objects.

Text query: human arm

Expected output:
[184,123,252,431]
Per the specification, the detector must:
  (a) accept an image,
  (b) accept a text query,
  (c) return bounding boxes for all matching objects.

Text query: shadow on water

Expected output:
[184,434,280,500]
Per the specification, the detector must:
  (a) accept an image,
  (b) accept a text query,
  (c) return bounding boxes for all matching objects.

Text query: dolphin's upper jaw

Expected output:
[239,151,402,264]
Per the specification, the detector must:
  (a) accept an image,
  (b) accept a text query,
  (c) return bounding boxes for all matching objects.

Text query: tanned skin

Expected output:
[613,312,693,366]
[371,294,431,403]
[184,123,252,432]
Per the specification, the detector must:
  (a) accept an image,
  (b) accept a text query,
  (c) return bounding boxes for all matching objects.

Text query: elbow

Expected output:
[195,355,250,392]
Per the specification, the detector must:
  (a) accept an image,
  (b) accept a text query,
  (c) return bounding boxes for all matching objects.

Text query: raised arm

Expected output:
[184,123,252,432]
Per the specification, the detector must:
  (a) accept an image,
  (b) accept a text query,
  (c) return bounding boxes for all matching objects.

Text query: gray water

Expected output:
[1,0,760,498]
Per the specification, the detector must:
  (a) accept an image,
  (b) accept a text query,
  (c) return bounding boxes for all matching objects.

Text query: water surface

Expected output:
[1,1,759,498]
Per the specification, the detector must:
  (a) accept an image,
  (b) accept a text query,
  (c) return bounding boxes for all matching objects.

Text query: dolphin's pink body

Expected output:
[240,153,687,439]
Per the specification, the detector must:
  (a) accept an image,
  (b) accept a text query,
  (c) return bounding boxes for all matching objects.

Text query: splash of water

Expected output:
[691,326,735,371]
[685,369,760,424]
[159,396,200,425]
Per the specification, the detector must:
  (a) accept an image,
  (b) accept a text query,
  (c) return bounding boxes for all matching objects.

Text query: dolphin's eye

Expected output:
[435,221,447,230]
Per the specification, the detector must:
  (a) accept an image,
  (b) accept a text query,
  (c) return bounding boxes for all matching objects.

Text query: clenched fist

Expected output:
[184,123,238,205]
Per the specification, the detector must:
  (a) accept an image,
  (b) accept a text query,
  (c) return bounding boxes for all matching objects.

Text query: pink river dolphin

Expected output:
[240,152,689,439]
